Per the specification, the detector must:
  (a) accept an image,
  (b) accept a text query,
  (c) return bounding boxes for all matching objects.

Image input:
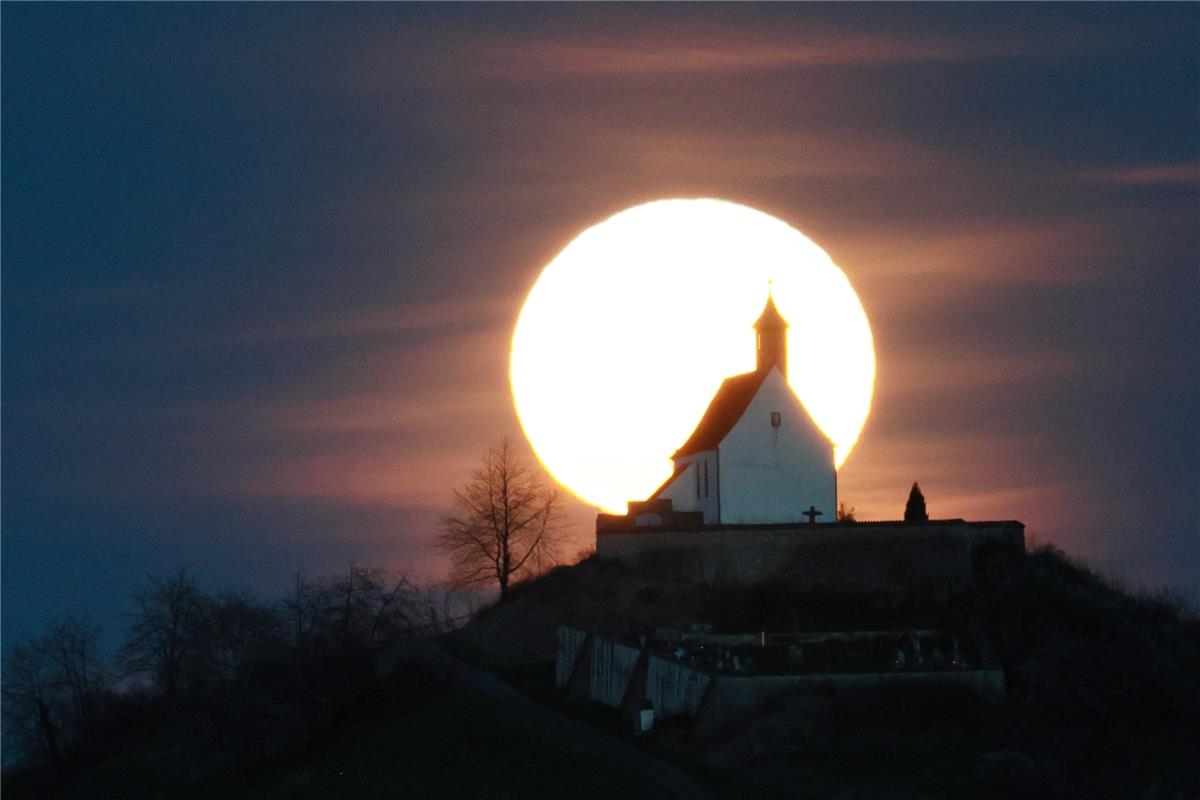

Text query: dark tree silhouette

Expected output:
[904,482,929,523]
[281,573,325,645]
[118,569,205,698]
[436,438,566,599]
[837,501,857,523]
[1,614,106,770]
[193,590,284,682]
[3,639,66,771]
[280,566,436,650]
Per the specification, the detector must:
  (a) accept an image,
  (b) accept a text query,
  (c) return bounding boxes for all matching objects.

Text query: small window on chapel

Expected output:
[770,412,782,428]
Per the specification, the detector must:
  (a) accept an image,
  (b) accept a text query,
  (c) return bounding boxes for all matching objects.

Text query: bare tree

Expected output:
[436,438,566,599]
[118,568,204,698]
[45,615,106,739]
[281,573,325,646]
[281,566,431,649]
[1,614,106,770]
[365,572,429,643]
[3,638,67,770]
[330,564,377,647]
[193,591,283,682]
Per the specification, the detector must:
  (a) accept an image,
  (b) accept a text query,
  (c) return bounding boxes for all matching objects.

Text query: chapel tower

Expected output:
[754,294,789,377]
[622,289,834,526]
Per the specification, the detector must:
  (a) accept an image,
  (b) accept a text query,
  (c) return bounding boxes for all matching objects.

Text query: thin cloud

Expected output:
[563,126,956,181]
[218,293,520,345]
[302,8,1102,96]
[266,387,500,434]
[883,350,1083,397]
[838,219,1120,290]
[470,38,973,80]
[452,21,1069,83]
[1079,163,1200,186]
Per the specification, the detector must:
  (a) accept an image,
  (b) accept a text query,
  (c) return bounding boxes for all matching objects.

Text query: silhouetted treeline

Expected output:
[683,546,1200,799]
[458,546,1200,799]
[982,547,1200,797]
[1,566,462,799]
[5,548,1198,799]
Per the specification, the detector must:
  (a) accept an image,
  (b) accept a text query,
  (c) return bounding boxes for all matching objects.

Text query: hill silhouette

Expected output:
[451,546,1199,799]
[3,547,1196,799]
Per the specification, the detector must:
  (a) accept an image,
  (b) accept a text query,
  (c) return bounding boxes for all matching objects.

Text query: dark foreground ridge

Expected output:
[416,644,713,800]
[451,547,1199,800]
[3,547,1197,799]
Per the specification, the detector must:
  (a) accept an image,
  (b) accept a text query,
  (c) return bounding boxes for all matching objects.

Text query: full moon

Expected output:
[510,198,875,513]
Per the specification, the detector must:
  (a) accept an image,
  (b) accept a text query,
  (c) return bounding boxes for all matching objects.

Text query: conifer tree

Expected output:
[904,482,928,523]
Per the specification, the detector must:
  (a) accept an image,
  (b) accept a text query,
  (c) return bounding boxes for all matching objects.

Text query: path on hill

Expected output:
[418,644,717,800]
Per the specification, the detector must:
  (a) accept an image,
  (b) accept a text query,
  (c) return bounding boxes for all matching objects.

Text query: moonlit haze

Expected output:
[3,4,1196,653]
[511,199,875,512]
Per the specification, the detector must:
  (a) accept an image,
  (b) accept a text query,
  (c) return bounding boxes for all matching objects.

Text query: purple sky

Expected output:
[3,4,1197,649]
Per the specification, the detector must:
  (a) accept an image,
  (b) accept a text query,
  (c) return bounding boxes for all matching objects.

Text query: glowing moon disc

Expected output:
[510,198,875,513]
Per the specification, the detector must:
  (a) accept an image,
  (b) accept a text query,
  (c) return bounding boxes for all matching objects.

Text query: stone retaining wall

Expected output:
[557,625,1008,729]
[596,519,1024,591]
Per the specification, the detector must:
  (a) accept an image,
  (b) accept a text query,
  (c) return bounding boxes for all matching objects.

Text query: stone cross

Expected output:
[803,505,823,525]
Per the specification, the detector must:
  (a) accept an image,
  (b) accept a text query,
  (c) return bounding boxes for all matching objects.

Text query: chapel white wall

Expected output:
[717,368,836,524]
[657,450,719,523]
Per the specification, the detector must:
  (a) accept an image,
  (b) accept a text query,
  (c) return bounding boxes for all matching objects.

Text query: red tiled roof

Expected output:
[673,370,770,457]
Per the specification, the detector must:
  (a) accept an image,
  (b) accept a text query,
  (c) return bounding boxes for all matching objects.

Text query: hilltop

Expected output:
[3,547,1196,799]
[450,546,1199,799]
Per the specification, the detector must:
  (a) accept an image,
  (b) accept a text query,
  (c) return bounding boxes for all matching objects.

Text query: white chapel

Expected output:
[641,295,837,525]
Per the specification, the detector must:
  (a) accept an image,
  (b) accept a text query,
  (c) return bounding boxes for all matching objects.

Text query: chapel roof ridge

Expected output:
[672,369,770,457]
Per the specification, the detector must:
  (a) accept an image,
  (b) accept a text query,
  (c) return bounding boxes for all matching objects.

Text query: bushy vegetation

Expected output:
[995,547,1199,798]
[453,547,1199,799]
[5,547,1195,799]
[1,566,450,799]
[695,547,1200,799]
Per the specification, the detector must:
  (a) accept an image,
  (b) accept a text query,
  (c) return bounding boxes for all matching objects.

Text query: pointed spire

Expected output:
[754,288,789,376]
[904,482,928,523]
[753,288,789,331]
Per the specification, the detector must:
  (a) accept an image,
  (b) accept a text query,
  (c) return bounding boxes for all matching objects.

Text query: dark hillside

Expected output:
[4,650,663,800]
[451,547,1200,799]
[211,676,663,800]
[446,557,710,668]
[990,549,1200,797]
[4,549,1194,799]
[449,555,973,668]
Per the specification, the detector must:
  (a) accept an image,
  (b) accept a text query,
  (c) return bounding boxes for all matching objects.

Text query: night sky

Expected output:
[4,5,1198,649]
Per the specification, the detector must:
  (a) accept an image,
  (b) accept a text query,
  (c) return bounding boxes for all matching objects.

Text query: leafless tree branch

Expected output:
[435,436,568,599]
